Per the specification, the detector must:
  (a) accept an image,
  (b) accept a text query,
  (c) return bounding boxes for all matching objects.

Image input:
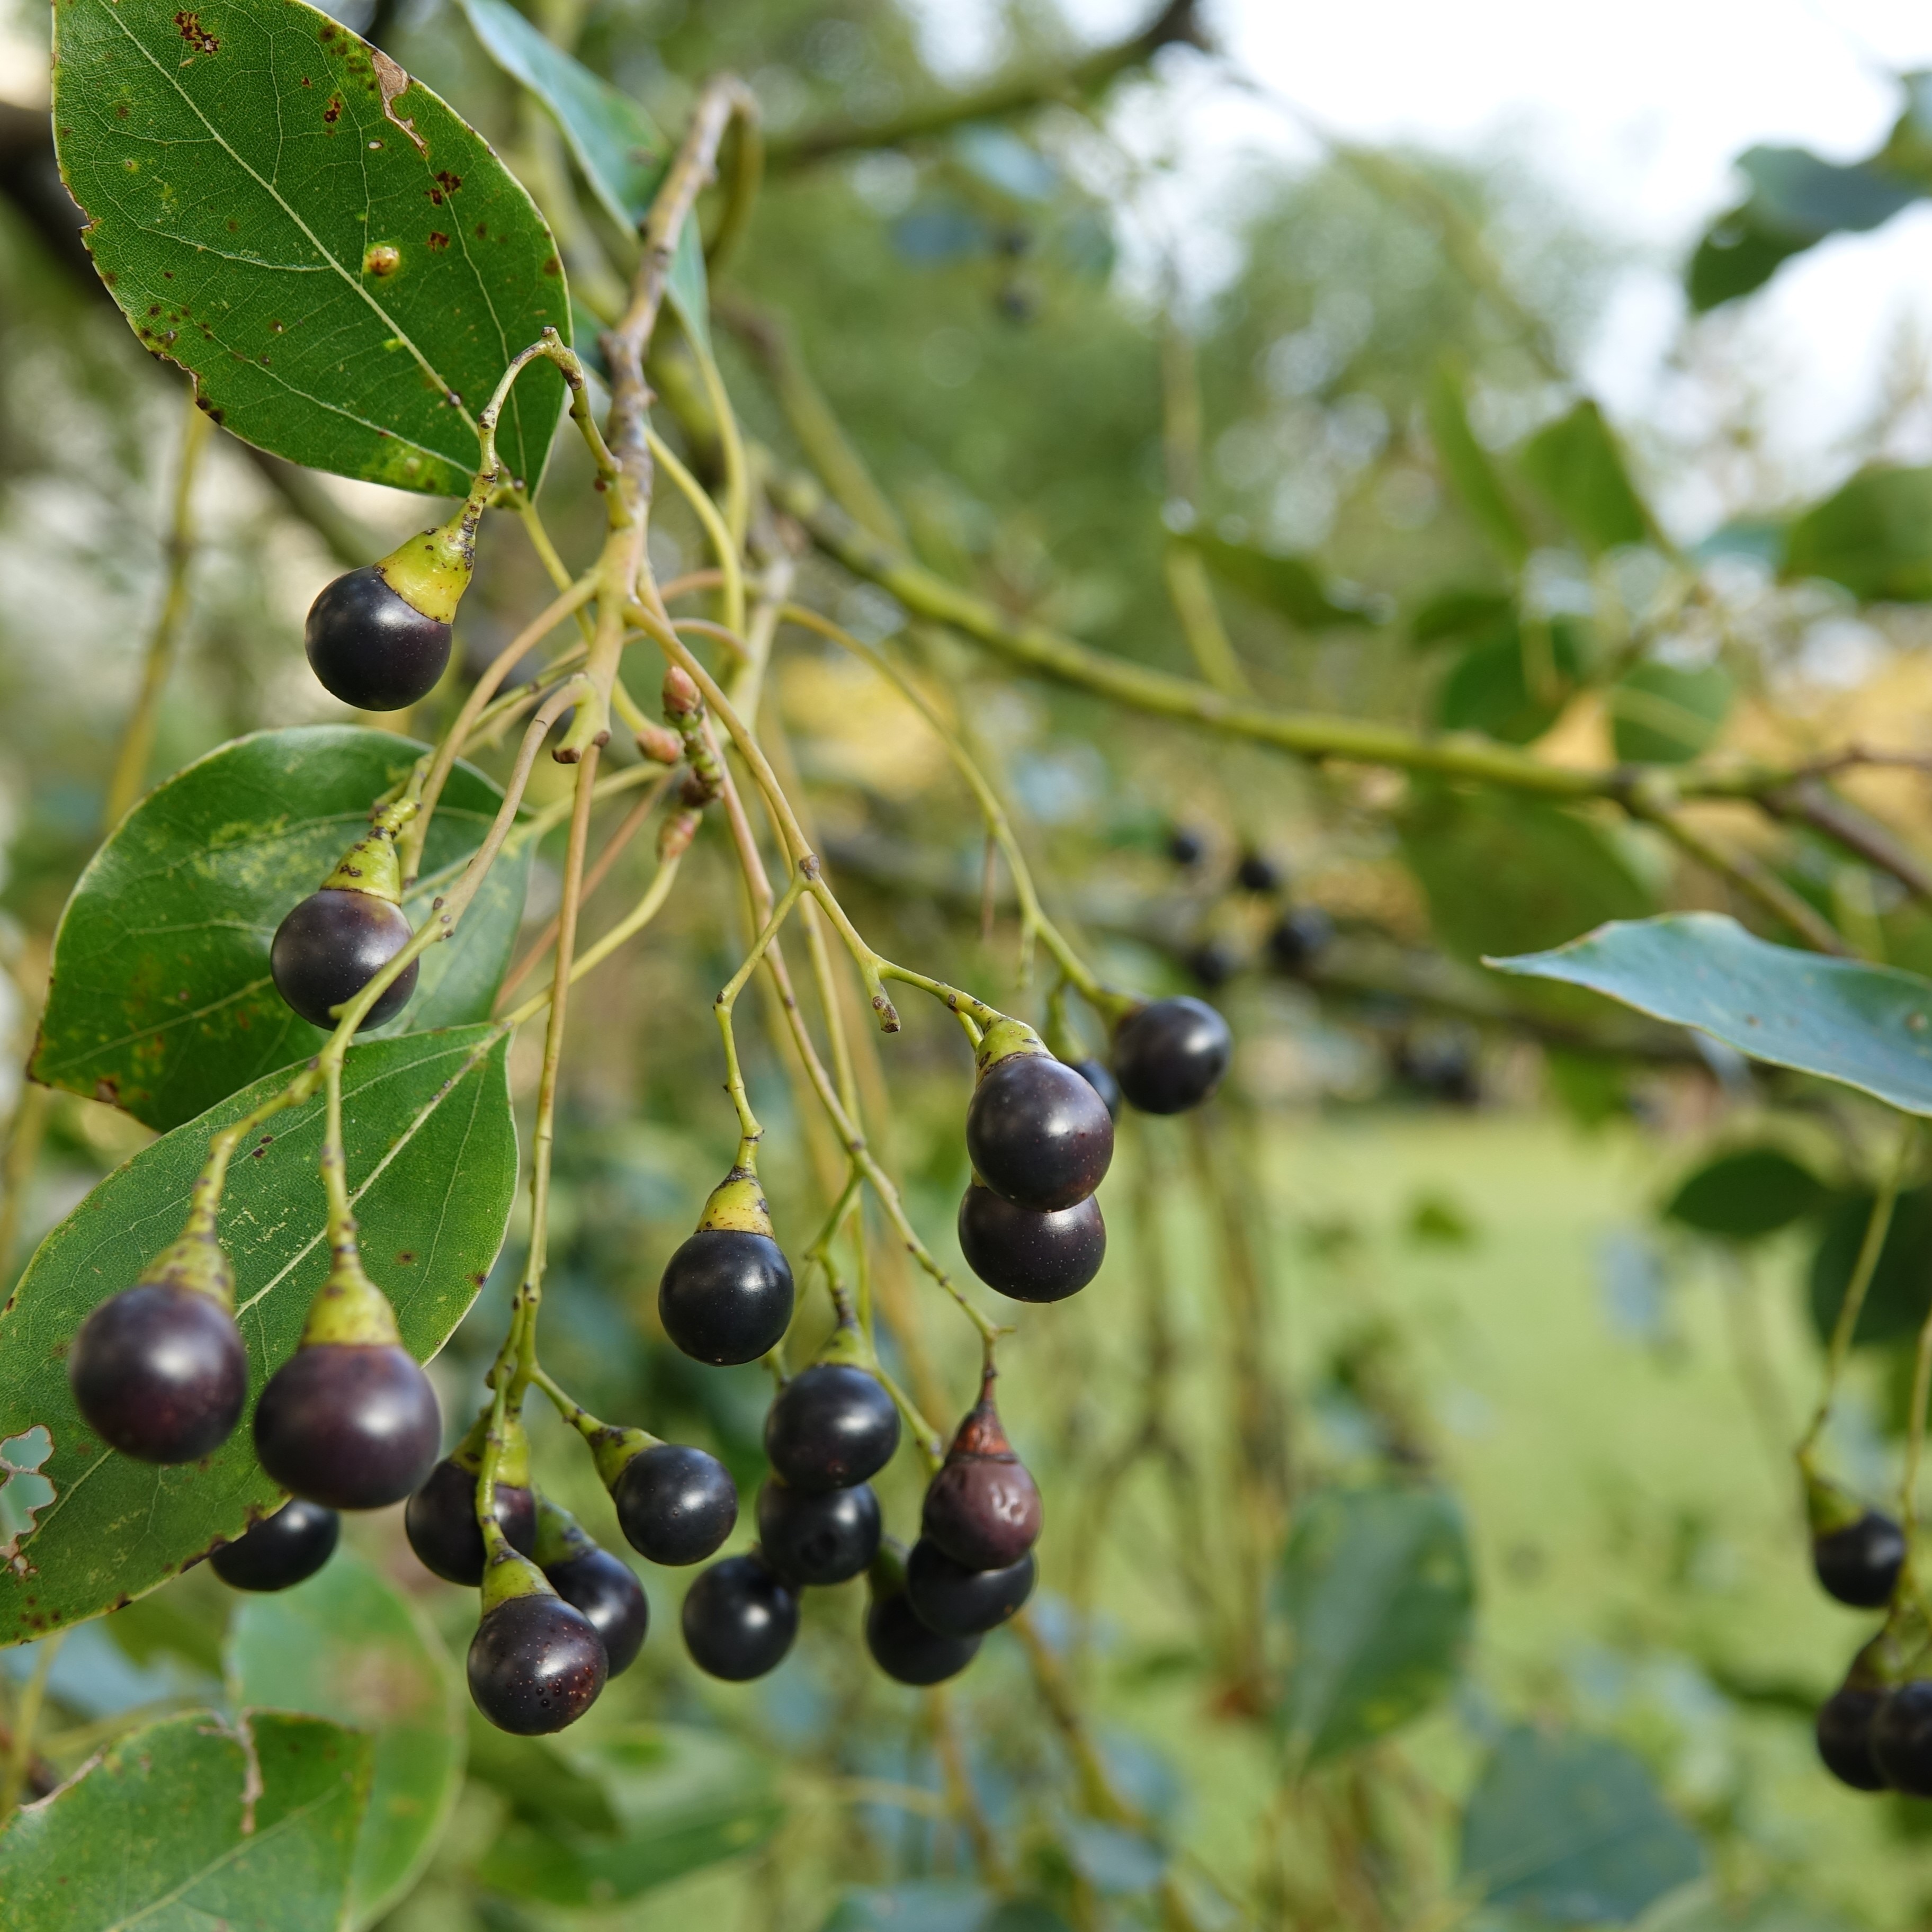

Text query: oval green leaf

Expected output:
[1662,1145,1828,1241]
[1783,464,1932,603]
[1608,661,1733,765]
[1517,399,1655,556]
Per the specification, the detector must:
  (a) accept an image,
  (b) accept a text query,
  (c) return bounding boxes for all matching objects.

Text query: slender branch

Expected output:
[1639,805,1849,956]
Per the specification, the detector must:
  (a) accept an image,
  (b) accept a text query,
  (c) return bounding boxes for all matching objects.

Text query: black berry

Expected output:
[611,1442,738,1566]
[68,1283,248,1464]
[1813,1510,1906,1609]
[1112,996,1231,1115]
[1185,940,1238,989]
[254,1342,441,1510]
[1236,851,1281,893]
[905,1539,1036,1638]
[306,565,452,712]
[764,1364,901,1492]
[957,1181,1105,1304]
[467,1591,608,1734]
[866,1585,980,1686]
[1166,826,1205,867]
[210,1498,339,1591]
[756,1477,881,1586]
[658,1229,794,1365]
[922,1375,1041,1571]
[1267,907,1334,976]
[1069,1058,1121,1121]
[270,890,418,1032]
[545,1544,649,1676]
[405,1456,538,1586]
[681,1553,799,1681]
[1872,1679,1932,1796]
[1818,1684,1888,1792]
[965,1052,1114,1211]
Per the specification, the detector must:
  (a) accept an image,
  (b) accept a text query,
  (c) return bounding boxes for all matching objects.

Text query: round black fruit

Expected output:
[210,1499,339,1592]
[866,1587,981,1686]
[965,1053,1114,1211]
[612,1443,738,1566]
[467,1593,608,1734]
[545,1546,649,1675]
[1872,1679,1932,1796]
[681,1554,799,1681]
[1166,826,1205,868]
[1069,1058,1121,1122]
[1814,1510,1906,1609]
[764,1364,901,1492]
[405,1457,538,1586]
[1185,940,1238,989]
[905,1539,1036,1638]
[306,565,452,712]
[271,890,418,1032]
[756,1478,881,1586]
[1236,851,1281,893]
[1112,996,1231,1115]
[658,1230,794,1366]
[958,1181,1105,1304]
[254,1343,441,1510]
[69,1284,248,1465]
[1267,907,1335,976]
[1818,1685,1888,1792]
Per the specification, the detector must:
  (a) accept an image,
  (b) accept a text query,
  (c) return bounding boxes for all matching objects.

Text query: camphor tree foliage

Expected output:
[13,0,1932,1923]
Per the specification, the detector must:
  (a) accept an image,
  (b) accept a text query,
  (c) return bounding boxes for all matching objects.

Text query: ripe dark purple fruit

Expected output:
[866,1586,981,1686]
[1813,1509,1906,1609]
[1069,1057,1121,1122]
[922,1375,1041,1571]
[611,1442,738,1566]
[254,1343,441,1510]
[1236,851,1281,893]
[1185,940,1238,989]
[764,1364,900,1492]
[756,1477,881,1586]
[1818,1685,1888,1792]
[1268,907,1334,976]
[682,1553,799,1681]
[271,889,418,1032]
[905,1539,1036,1638]
[210,1499,339,1592]
[1166,826,1205,867]
[545,1545,649,1676]
[1112,996,1231,1116]
[958,1180,1105,1304]
[658,1229,794,1365]
[965,1051,1113,1211]
[1872,1679,1932,1796]
[306,565,453,712]
[405,1457,538,1586]
[68,1283,248,1464]
[467,1592,609,1734]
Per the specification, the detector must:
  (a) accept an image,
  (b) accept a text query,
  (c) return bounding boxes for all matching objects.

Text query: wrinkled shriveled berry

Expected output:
[612,1442,738,1566]
[306,566,452,712]
[764,1364,900,1492]
[1112,996,1231,1115]
[467,1592,608,1734]
[658,1230,794,1365]
[757,1478,880,1587]
[958,1180,1105,1304]
[965,1052,1113,1211]
[405,1457,538,1586]
[210,1498,339,1591]
[922,1379,1041,1571]
[682,1553,799,1681]
[271,889,418,1032]
[68,1283,248,1465]
[254,1342,441,1510]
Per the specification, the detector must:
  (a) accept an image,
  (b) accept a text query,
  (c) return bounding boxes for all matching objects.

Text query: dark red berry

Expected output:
[965,1052,1114,1211]
[764,1364,900,1492]
[1166,826,1205,867]
[68,1283,248,1464]
[756,1477,880,1586]
[545,1545,649,1676]
[922,1376,1041,1571]
[270,890,418,1032]
[210,1498,339,1591]
[866,1585,981,1685]
[1236,851,1281,893]
[467,1592,608,1734]
[1872,1680,1932,1795]
[1818,1685,1888,1792]
[306,565,452,712]
[254,1343,441,1510]
[958,1180,1105,1304]
[658,1230,794,1365]
[682,1553,799,1681]
[1814,1510,1906,1609]
[1112,996,1231,1115]
[1267,907,1334,976]
[405,1457,538,1586]
[611,1442,738,1566]
[1069,1058,1121,1121]
[905,1538,1036,1638]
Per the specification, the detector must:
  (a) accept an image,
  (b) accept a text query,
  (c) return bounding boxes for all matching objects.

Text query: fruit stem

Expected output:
[713,865,812,1162]
[319,798,416,901]
[645,422,745,637]
[476,329,622,502]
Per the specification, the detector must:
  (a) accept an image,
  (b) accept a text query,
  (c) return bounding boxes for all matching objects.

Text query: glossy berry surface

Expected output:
[764,1364,901,1492]
[1873,1679,1932,1795]
[965,1053,1114,1211]
[210,1498,339,1592]
[306,565,452,712]
[958,1181,1105,1304]
[866,1587,981,1686]
[254,1342,441,1510]
[271,890,418,1032]
[405,1457,537,1586]
[905,1539,1036,1638]
[1267,907,1335,976]
[756,1478,881,1586]
[1814,1509,1906,1609]
[1818,1685,1888,1792]
[612,1442,738,1566]
[545,1546,649,1675]
[467,1593,608,1735]
[682,1554,799,1681]
[1068,1058,1121,1122]
[1112,996,1232,1116]
[69,1283,248,1465]
[658,1230,794,1365]
[1236,851,1282,893]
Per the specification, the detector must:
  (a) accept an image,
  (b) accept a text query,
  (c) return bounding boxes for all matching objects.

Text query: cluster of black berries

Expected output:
[1167,827,1335,991]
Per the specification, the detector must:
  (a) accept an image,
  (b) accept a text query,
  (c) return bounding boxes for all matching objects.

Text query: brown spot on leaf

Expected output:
[92,1077,118,1104]
[542,255,561,276]
[475,223,488,239]
[174,11,218,53]
[363,243,400,277]
[436,169,462,196]
[395,1251,415,1266]
[323,95,341,124]
[427,230,449,251]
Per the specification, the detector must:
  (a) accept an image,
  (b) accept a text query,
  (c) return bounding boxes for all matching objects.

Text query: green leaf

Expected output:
[0,1709,371,1931]
[1659,1893,1855,1932]
[821,1889,998,1932]
[0,1024,516,1645]
[458,0,710,347]
[228,1547,465,1927]
[51,0,569,494]
[1459,1726,1704,1921]
[1426,362,1531,567]
[1179,531,1379,630]
[1783,466,1932,602]
[1517,400,1653,556]
[33,727,528,1133]
[1607,662,1733,765]
[1275,1486,1473,1766]
[1663,1147,1829,1241]
[1410,585,1514,651]
[1807,1187,1932,1347]
[1488,913,1932,1115]
[1435,616,1590,744]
